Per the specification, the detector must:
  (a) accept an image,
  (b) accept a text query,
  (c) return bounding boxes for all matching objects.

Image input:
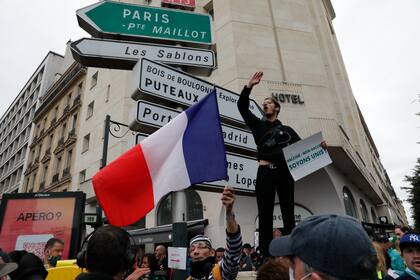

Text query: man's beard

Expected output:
[190,256,215,279]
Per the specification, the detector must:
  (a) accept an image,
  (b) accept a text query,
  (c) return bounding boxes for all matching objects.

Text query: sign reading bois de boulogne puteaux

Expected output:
[76,1,212,45]
[131,58,264,125]
[133,100,257,152]
[71,38,216,70]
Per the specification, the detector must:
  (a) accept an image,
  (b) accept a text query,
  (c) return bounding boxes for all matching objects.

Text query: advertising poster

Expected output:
[0,192,85,259]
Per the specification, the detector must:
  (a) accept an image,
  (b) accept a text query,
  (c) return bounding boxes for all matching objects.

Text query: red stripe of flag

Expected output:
[92,145,155,226]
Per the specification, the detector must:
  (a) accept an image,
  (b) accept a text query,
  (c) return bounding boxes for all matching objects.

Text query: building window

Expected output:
[156,190,203,226]
[90,71,98,89]
[82,134,90,153]
[186,190,203,221]
[72,114,78,130]
[55,157,62,175]
[77,82,83,95]
[79,170,86,183]
[157,194,172,226]
[67,92,72,107]
[66,149,73,168]
[359,199,369,222]
[54,106,59,120]
[61,123,67,139]
[87,101,94,119]
[48,134,53,149]
[343,187,358,218]
[371,208,378,223]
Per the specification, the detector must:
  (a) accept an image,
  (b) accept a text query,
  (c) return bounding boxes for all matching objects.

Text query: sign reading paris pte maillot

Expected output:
[76,1,212,45]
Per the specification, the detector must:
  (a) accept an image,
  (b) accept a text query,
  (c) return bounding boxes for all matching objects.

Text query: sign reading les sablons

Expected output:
[0,192,85,260]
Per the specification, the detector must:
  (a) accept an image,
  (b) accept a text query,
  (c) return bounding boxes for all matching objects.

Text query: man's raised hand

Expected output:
[247,72,263,89]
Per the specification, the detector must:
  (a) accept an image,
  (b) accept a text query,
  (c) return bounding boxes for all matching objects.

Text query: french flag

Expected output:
[92,90,227,226]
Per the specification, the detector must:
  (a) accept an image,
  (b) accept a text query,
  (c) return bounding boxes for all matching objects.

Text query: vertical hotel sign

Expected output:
[77,1,212,45]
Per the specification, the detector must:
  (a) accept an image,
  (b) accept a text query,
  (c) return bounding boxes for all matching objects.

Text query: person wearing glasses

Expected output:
[187,187,242,280]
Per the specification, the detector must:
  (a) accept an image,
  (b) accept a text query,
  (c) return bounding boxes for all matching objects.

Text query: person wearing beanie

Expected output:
[188,187,242,280]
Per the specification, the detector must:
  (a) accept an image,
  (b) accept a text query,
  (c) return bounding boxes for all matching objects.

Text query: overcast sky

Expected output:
[0,1,418,223]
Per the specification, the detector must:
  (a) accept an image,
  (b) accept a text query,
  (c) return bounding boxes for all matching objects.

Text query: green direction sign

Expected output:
[77,1,212,45]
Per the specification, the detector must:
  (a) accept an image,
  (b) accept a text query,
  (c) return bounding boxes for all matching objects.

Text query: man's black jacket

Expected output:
[237,86,300,166]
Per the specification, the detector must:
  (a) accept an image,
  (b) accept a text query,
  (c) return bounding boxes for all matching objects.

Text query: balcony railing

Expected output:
[65,128,76,147]
[54,138,65,155]
[63,105,70,114]
[72,95,81,108]
[50,118,56,127]
[41,147,51,163]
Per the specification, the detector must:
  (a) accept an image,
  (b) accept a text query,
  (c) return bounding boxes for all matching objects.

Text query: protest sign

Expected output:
[168,247,187,270]
[283,132,332,181]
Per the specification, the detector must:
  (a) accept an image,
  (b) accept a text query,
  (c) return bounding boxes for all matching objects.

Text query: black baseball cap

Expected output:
[269,214,377,279]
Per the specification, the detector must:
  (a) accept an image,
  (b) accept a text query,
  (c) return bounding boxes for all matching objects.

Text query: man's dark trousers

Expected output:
[256,165,295,257]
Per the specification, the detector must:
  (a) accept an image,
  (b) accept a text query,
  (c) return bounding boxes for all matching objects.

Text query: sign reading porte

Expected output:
[71,38,216,70]
[131,100,257,152]
[77,1,212,45]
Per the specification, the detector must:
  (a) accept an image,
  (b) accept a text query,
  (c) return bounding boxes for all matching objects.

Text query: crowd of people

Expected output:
[0,187,417,280]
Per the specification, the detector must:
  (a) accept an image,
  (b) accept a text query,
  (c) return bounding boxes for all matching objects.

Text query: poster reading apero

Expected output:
[0,192,85,260]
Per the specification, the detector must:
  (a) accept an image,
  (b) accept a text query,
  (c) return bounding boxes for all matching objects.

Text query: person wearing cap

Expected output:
[238,72,326,258]
[0,253,18,280]
[269,214,378,280]
[188,187,242,280]
[391,232,420,280]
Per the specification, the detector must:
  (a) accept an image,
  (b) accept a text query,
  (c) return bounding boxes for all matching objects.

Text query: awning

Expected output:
[126,219,208,244]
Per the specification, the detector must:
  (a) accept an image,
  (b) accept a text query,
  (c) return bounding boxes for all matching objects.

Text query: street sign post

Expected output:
[131,58,264,125]
[76,1,212,46]
[70,38,216,71]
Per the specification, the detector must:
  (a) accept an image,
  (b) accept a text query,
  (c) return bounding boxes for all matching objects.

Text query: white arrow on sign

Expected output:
[131,58,264,125]
[70,38,216,70]
[132,100,257,151]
